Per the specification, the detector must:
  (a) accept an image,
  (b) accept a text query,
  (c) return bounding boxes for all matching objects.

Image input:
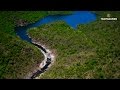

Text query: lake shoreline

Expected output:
[15,11,97,79]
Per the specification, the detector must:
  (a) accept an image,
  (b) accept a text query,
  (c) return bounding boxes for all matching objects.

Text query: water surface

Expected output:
[15,11,96,42]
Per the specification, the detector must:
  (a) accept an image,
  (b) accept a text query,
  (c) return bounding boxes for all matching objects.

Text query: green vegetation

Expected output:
[0,11,47,78]
[47,11,72,15]
[0,31,44,78]
[28,11,120,79]
[0,11,119,79]
[0,11,72,35]
[0,11,47,35]
[0,11,72,78]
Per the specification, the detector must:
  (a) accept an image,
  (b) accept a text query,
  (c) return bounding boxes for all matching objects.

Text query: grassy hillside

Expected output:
[0,11,47,35]
[0,11,47,78]
[0,31,44,78]
[0,11,72,35]
[28,11,120,79]
[0,11,72,79]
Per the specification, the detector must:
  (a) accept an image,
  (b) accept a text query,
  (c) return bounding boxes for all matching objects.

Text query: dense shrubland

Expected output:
[0,11,71,78]
[28,11,120,79]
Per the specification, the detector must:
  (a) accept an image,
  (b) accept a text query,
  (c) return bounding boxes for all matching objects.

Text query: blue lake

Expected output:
[15,11,96,42]
[15,11,97,78]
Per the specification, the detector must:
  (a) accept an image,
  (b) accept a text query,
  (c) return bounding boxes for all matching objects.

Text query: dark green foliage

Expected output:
[0,11,72,78]
[0,11,120,79]
[28,11,120,79]
[0,31,44,78]
[47,11,72,15]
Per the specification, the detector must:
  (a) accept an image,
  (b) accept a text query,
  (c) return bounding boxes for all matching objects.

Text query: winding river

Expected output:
[15,11,96,79]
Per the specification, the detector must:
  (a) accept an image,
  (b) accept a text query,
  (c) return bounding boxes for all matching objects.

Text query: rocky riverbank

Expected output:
[24,37,55,79]
[16,19,28,27]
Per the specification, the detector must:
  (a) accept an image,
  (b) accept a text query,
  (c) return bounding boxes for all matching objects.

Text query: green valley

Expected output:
[0,11,120,79]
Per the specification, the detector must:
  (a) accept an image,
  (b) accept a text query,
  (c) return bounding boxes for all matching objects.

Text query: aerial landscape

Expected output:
[0,11,120,79]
